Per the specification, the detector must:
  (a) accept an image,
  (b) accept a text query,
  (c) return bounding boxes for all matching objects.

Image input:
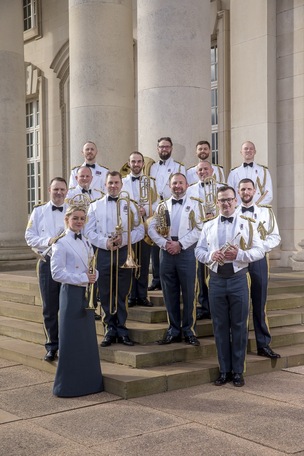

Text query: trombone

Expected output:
[109,191,140,315]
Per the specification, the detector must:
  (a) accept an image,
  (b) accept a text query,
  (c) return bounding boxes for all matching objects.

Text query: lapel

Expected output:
[65,234,89,269]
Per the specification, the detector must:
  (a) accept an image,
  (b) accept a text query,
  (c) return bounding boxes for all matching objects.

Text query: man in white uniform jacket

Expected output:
[195,185,264,387]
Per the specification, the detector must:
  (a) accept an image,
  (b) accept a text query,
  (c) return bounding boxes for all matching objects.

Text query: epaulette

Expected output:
[97,163,109,170]
[93,189,105,195]
[213,164,224,169]
[189,182,197,187]
[229,166,239,171]
[68,186,76,190]
[175,160,184,166]
[187,165,195,171]
[202,215,217,223]
[53,232,66,244]
[33,202,47,208]
[190,196,204,204]
[91,196,104,203]
[258,204,272,208]
[257,163,268,169]
[240,215,256,223]
[71,164,81,170]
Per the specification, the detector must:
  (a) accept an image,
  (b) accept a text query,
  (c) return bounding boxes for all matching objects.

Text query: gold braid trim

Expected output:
[256,166,267,196]
[239,215,254,250]
[257,206,275,240]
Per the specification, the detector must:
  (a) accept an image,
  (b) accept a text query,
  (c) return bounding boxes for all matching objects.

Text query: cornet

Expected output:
[210,232,241,268]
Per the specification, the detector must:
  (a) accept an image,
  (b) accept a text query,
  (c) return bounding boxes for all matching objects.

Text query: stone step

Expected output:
[0,287,40,305]
[0,272,39,292]
[0,316,45,345]
[0,335,304,399]
[1,303,304,346]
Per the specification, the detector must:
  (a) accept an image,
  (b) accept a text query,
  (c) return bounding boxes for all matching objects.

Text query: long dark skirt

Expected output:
[53,284,103,397]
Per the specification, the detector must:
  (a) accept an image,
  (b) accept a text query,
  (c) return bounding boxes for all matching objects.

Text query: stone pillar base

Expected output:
[0,242,37,272]
[289,240,304,271]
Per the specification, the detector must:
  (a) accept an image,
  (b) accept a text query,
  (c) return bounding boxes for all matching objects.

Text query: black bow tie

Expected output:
[52,205,63,212]
[221,216,233,223]
[241,206,254,213]
[131,176,140,181]
[74,233,82,240]
[108,196,118,202]
[159,160,165,165]
[243,162,253,168]
[172,199,183,205]
[82,188,91,194]
[86,163,95,168]
[201,182,205,187]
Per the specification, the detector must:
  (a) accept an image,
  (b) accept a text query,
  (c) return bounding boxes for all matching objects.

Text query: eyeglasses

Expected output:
[158,145,172,149]
[218,198,235,204]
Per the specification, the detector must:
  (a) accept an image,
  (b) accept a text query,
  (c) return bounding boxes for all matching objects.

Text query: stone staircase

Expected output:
[0,269,304,399]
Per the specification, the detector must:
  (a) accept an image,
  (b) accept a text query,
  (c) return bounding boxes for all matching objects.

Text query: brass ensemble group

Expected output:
[25,138,281,396]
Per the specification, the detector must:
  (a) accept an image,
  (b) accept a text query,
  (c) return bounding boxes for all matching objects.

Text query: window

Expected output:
[26,100,41,214]
[211,45,218,164]
[23,0,41,41]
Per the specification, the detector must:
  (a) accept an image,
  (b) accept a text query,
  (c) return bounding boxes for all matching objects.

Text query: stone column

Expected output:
[0,0,31,270]
[137,0,211,167]
[69,0,134,170]
[230,0,277,172]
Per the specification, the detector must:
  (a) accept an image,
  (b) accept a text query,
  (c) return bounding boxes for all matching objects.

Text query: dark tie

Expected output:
[82,188,91,194]
[108,196,118,202]
[131,176,140,182]
[241,206,254,213]
[243,162,253,168]
[221,216,233,223]
[159,160,164,165]
[52,206,63,212]
[86,163,95,168]
[74,233,82,240]
[172,199,183,205]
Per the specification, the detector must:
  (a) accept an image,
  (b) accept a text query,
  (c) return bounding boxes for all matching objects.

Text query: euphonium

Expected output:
[139,175,157,245]
[203,176,218,216]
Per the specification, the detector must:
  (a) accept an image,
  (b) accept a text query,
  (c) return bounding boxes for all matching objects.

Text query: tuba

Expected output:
[155,200,171,238]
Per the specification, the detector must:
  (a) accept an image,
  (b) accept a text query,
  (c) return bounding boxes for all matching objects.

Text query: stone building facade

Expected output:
[0,0,303,269]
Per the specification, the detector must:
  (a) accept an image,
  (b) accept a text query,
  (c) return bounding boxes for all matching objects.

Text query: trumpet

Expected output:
[32,228,65,262]
[86,251,98,310]
[210,232,241,268]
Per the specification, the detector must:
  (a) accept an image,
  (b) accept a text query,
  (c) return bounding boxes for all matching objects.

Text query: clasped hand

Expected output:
[166,240,181,255]
[107,234,122,251]
[212,244,238,263]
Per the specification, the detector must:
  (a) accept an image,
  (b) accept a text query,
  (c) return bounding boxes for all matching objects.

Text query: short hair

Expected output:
[169,172,187,183]
[106,170,122,181]
[129,151,144,161]
[196,140,211,149]
[241,140,255,149]
[49,177,67,187]
[157,137,173,146]
[77,166,92,175]
[217,185,236,198]
[83,140,97,148]
[196,160,212,169]
[238,178,255,188]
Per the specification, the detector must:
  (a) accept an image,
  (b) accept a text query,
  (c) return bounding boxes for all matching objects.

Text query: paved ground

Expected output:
[1,357,304,456]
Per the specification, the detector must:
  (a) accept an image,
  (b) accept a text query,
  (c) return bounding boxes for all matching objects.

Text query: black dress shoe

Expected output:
[44,350,57,362]
[232,373,245,387]
[257,346,281,359]
[184,335,200,346]
[128,299,137,307]
[100,335,116,347]
[117,335,134,346]
[94,312,101,320]
[158,333,182,345]
[213,372,233,386]
[148,284,162,291]
[137,297,153,307]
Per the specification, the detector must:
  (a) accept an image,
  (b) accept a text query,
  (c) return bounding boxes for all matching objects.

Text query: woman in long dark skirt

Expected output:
[51,203,103,397]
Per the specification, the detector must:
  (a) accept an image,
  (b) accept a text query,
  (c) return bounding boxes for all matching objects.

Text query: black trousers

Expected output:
[97,246,132,338]
[130,239,151,299]
[38,257,61,352]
